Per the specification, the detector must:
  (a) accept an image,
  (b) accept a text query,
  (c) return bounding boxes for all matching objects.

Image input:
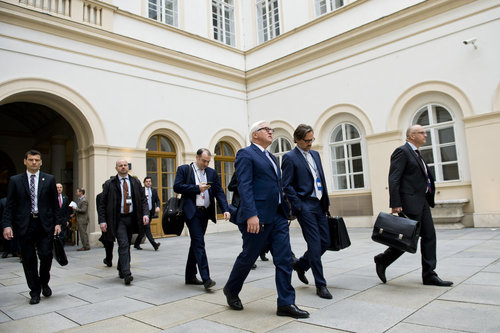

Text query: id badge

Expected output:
[316,177,322,191]
[125,196,132,206]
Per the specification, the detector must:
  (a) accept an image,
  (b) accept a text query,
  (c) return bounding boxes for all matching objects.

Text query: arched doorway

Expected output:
[214,141,235,218]
[146,134,177,237]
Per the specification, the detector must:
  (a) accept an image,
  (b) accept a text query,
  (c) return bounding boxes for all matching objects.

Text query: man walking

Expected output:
[282,124,332,299]
[223,121,309,318]
[374,124,453,287]
[134,176,161,251]
[73,188,90,251]
[2,150,62,304]
[98,160,149,285]
[174,148,230,291]
[56,183,72,244]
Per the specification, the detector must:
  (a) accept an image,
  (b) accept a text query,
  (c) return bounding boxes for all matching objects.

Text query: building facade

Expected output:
[1,0,499,244]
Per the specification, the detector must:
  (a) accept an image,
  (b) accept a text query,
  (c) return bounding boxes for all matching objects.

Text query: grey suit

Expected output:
[75,195,90,248]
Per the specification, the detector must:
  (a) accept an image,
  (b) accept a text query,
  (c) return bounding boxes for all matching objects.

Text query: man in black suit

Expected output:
[56,183,72,245]
[96,183,114,267]
[374,125,453,287]
[134,176,161,251]
[2,150,62,304]
[173,148,230,291]
[282,124,332,299]
[98,159,149,285]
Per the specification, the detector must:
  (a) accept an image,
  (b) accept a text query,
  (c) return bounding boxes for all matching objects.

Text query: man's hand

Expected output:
[247,216,260,234]
[143,215,150,225]
[199,182,211,192]
[155,207,160,213]
[100,223,107,232]
[3,227,13,240]
[392,207,403,214]
[223,212,230,221]
[54,225,61,235]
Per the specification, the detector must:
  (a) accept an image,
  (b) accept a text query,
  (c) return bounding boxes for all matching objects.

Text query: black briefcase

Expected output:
[53,234,68,266]
[162,197,185,236]
[372,212,419,254]
[327,216,351,251]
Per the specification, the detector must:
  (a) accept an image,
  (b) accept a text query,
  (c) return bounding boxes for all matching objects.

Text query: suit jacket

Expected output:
[143,187,160,218]
[56,194,72,223]
[98,175,148,241]
[2,172,61,236]
[173,164,229,223]
[75,195,89,224]
[389,142,435,216]
[235,144,289,225]
[282,147,330,214]
[0,197,6,224]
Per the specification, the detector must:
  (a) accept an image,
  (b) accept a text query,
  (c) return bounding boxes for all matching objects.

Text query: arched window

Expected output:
[329,123,365,190]
[214,141,235,216]
[413,104,459,181]
[270,137,292,166]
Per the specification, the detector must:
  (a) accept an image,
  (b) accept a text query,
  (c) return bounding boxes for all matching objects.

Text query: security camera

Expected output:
[463,38,477,49]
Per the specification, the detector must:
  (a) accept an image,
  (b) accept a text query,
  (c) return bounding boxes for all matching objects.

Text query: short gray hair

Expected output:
[249,120,267,141]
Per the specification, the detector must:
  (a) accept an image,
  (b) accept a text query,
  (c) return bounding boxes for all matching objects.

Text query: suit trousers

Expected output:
[225,209,295,306]
[78,221,89,248]
[116,214,133,277]
[19,217,53,297]
[296,198,330,287]
[375,202,437,279]
[134,210,156,248]
[100,232,114,262]
[185,208,210,281]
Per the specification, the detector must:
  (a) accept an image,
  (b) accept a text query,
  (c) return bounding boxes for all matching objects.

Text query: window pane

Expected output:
[422,130,432,147]
[440,146,457,162]
[350,143,361,157]
[346,124,360,140]
[331,127,343,142]
[443,163,459,180]
[148,173,158,186]
[162,158,174,172]
[335,161,346,174]
[223,143,234,156]
[283,139,291,151]
[352,158,363,172]
[435,106,452,123]
[420,149,434,164]
[147,157,157,172]
[416,108,429,126]
[335,176,347,190]
[438,127,455,144]
[334,146,345,159]
[147,136,157,151]
[215,142,222,155]
[224,161,234,174]
[160,137,174,152]
[353,174,364,188]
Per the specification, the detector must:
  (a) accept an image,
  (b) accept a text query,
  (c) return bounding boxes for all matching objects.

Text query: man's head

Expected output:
[115,159,129,177]
[195,148,211,170]
[250,120,274,149]
[23,149,42,174]
[56,183,63,194]
[294,124,315,152]
[406,124,427,148]
[143,176,152,188]
[76,188,85,197]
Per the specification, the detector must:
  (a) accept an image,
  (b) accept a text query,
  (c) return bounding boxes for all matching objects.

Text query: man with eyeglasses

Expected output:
[223,120,309,318]
[374,124,453,287]
[282,124,332,299]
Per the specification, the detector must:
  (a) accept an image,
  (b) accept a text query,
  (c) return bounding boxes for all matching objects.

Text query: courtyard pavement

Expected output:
[1,226,500,333]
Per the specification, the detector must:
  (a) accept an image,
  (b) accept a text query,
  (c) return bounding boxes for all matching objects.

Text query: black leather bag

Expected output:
[372,212,419,254]
[327,215,351,251]
[53,234,68,266]
[162,165,192,236]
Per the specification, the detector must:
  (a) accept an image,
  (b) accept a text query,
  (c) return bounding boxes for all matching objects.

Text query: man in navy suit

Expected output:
[134,176,161,251]
[374,125,453,287]
[282,124,332,299]
[223,120,309,318]
[2,150,62,304]
[174,148,230,291]
[56,183,72,245]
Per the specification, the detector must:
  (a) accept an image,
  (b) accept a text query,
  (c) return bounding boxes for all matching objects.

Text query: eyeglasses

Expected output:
[257,127,274,133]
[302,137,315,143]
[414,131,426,135]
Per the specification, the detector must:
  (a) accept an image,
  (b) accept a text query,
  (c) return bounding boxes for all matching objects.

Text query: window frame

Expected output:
[270,136,292,166]
[314,0,345,17]
[212,0,236,47]
[148,0,178,27]
[256,0,280,44]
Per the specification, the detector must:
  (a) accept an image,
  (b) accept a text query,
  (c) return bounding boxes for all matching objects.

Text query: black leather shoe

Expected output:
[260,254,269,261]
[223,287,243,310]
[42,285,52,297]
[276,304,309,318]
[154,243,161,251]
[103,258,112,267]
[251,263,257,270]
[2,252,8,258]
[292,261,309,285]
[29,295,40,305]
[374,257,387,284]
[134,246,143,250]
[124,275,134,285]
[316,286,332,299]
[204,279,216,290]
[423,275,453,287]
[185,277,204,285]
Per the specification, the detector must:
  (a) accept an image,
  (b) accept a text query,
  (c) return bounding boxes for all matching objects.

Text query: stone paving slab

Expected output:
[0,312,78,333]
[161,318,249,332]
[59,315,159,333]
[386,322,462,333]
[439,284,500,306]
[2,294,90,320]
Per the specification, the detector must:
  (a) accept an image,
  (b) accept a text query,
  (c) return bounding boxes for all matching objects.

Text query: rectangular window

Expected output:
[256,0,280,44]
[148,0,178,27]
[314,0,345,17]
[212,0,236,47]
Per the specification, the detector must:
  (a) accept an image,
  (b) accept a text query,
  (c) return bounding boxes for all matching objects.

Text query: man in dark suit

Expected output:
[96,183,114,267]
[2,150,62,304]
[56,183,72,245]
[282,124,332,299]
[173,148,230,291]
[98,159,149,285]
[374,125,453,287]
[223,121,309,318]
[134,176,161,251]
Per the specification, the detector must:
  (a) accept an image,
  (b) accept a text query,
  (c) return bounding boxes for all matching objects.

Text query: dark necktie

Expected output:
[415,150,432,193]
[30,174,36,213]
[122,178,130,214]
